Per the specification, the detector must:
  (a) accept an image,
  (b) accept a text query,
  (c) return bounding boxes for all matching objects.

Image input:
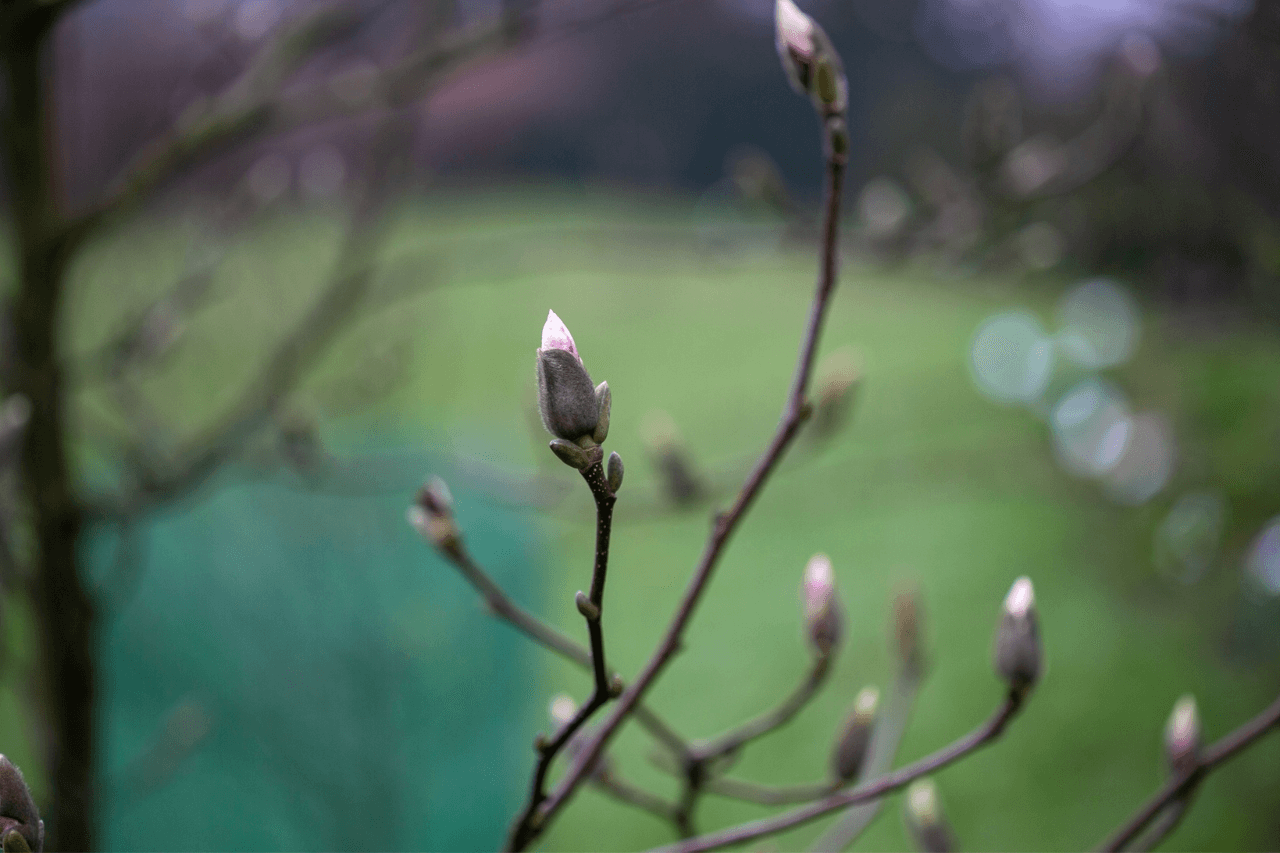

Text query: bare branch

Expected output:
[1098,692,1280,852]
[695,655,832,765]
[512,111,851,849]
[58,11,516,253]
[648,691,1024,853]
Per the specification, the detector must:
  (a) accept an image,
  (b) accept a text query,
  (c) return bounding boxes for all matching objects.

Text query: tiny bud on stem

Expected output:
[1165,694,1201,775]
[903,778,956,853]
[802,553,844,657]
[993,576,1042,694]
[831,685,880,781]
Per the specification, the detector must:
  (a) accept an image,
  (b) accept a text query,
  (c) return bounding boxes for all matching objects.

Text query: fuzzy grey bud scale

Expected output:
[536,310,602,443]
[831,686,879,781]
[0,756,42,853]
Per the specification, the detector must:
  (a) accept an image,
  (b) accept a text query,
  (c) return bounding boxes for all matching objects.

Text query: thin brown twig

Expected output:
[431,513,690,758]
[695,654,832,765]
[509,112,849,851]
[592,772,683,826]
[506,459,620,850]
[647,691,1024,853]
[1131,795,1194,853]
[702,776,837,806]
[1097,692,1280,852]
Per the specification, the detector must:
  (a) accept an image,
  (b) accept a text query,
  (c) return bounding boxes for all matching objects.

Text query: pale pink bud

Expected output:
[803,553,843,656]
[993,576,1042,692]
[540,309,580,361]
[1164,695,1200,775]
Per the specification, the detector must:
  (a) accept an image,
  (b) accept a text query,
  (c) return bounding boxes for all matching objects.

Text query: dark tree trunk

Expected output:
[0,8,98,851]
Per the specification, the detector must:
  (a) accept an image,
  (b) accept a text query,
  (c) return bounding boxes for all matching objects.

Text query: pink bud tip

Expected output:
[540,309,579,359]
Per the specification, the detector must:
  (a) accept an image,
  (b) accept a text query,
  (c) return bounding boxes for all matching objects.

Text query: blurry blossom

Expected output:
[1056,278,1140,370]
[1155,492,1227,584]
[1050,377,1132,478]
[1245,516,1280,595]
[969,310,1054,405]
[1102,412,1173,506]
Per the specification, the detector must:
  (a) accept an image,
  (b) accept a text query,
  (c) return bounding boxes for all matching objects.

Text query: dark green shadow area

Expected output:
[86,439,540,851]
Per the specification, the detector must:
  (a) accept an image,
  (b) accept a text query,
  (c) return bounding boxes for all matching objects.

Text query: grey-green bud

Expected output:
[575,590,600,621]
[593,382,612,444]
[0,756,42,853]
[607,451,624,492]
[903,779,956,853]
[993,577,1042,694]
[831,686,879,781]
[549,438,590,469]
[536,310,600,442]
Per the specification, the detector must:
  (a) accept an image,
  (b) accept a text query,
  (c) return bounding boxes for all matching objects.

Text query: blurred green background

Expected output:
[3,0,1280,850]
[4,188,1275,849]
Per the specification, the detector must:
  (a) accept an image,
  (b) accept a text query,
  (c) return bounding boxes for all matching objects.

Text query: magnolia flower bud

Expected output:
[993,576,1042,694]
[810,347,861,442]
[0,756,43,853]
[903,779,956,853]
[409,477,460,553]
[892,584,928,681]
[775,0,847,117]
[802,553,843,657]
[1164,694,1200,775]
[831,686,880,781]
[536,310,601,444]
[641,410,705,506]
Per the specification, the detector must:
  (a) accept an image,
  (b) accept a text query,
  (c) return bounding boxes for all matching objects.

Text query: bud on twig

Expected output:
[802,553,843,657]
[903,778,956,853]
[408,477,460,553]
[831,686,880,781]
[775,0,847,118]
[0,756,43,853]
[810,347,861,442]
[893,584,928,681]
[1164,694,1201,776]
[536,310,603,455]
[606,451,624,492]
[993,576,1042,694]
[641,410,705,506]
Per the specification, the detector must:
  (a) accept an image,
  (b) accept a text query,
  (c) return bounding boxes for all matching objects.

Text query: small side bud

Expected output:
[609,674,625,697]
[810,347,862,442]
[0,756,42,853]
[831,686,880,781]
[993,576,1042,694]
[642,410,705,506]
[549,438,590,470]
[892,584,928,681]
[592,382,612,444]
[607,451,624,492]
[574,591,600,621]
[409,477,460,553]
[1164,695,1201,775]
[903,779,957,853]
[802,553,843,657]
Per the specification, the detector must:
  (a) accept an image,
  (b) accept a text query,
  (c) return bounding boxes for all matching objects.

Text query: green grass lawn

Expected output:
[12,185,1280,850]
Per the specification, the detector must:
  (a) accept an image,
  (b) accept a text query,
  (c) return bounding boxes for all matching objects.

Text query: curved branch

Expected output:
[648,691,1024,853]
[512,113,850,851]
[1098,692,1280,852]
